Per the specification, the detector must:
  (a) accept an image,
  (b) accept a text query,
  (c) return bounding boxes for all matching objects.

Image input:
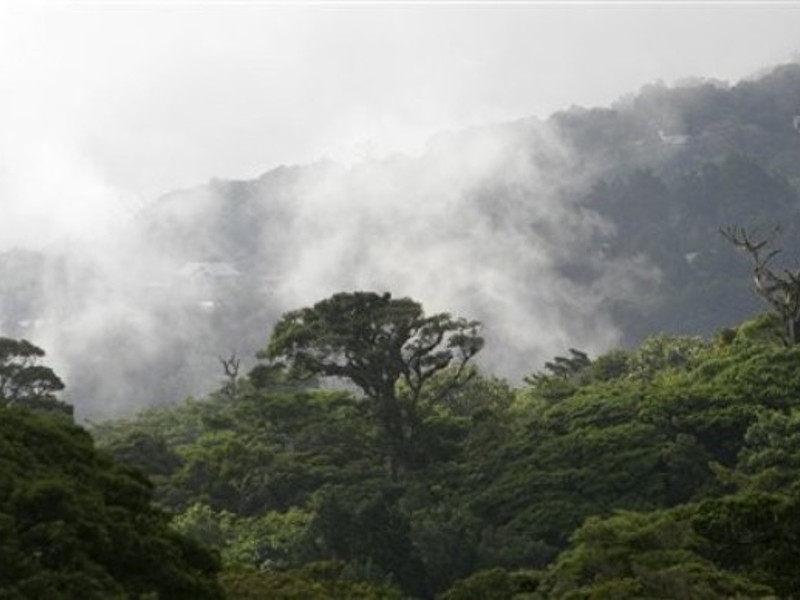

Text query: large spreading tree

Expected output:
[259,291,484,480]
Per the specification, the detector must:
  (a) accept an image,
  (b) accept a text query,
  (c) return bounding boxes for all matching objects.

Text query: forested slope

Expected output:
[3,63,800,417]
[3,61,800,600]
[0,408,223,599]
[93,305,800,598]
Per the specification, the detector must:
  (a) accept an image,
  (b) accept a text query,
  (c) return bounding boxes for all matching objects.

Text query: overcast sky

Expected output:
[1,1,799,248]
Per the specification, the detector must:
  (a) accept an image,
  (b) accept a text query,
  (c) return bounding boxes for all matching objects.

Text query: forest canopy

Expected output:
[0,403,223,599]
[6,62,800,599]
[261,291,483,480]
[89,288,800,598]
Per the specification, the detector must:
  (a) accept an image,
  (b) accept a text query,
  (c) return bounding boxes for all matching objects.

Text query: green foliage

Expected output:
[732,312,784,346]
[220,562,404,599]
[525,349,593,403]
[525,335,708,406]
[625,334,709,380]
[538,508,773,599]
[461,333,800,576]
[640,340,800,464]
[262,291,483,479]
[468,379,664,551]
[0,338,70,417]
[409,505,482,593]
[264,292,483,388]
[692,490,800,596]
[526,349,591,385]
[172,502,314,571]
[308,484,430,597]
[0,404,223,599]
[438,567,541,600]
[590,349,631,383]
[96,388,380,515]
[104,430,183,478]
[13,63,800,599]
[93,314,800,597]
[737,408,800,491]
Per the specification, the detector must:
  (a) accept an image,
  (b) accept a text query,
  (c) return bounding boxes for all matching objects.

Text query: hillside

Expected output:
[0,403,223,598]
[1,63,800,417]
[91,306,800,598]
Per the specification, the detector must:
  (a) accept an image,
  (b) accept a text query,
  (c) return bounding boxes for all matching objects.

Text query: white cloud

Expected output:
[2,3,798,228]
[0,2,798,415]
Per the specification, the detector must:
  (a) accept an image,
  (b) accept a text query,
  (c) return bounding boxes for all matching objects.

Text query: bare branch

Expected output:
[721,225,800,345]
[219,352,241,398]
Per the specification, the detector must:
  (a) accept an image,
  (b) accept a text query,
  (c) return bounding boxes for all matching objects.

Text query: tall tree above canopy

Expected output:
[260,292,484,479]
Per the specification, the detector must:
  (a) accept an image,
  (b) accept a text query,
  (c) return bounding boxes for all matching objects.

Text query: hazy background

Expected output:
[1,2,799,417]
[1,2,798,247]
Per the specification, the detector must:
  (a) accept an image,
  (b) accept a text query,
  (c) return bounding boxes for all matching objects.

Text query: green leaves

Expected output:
[0,405,223,599]
[537,507,774,599]
[94,308,800,598]
[219,561,404,600]
[172,502,314,571]
[264,292,483,396]
[261,292,483,480]
[692,491,800,595]
[0,338,68,417]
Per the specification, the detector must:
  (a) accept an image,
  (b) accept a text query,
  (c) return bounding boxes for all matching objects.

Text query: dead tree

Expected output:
[720,225,800,345]
[219,352,241,399]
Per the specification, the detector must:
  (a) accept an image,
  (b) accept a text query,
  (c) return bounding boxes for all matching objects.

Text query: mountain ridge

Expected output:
[2,62,800,417]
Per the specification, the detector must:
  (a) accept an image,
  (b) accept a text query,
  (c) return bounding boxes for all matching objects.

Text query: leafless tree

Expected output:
[720,225,800,345]
[219,352,241,399]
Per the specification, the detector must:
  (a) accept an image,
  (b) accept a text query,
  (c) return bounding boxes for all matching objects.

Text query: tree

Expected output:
[692,490,800,596]
[524,348,593,404]
[0,337,70,416]
[720,225,800,345]
[309,484,429,597]
[438,567,541,600]
[0,404,224,599]
[219,561,403,600]
[260,292,483,480]
[538,507,774,599]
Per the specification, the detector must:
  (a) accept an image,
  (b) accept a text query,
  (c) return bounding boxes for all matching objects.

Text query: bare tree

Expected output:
[720,225,800,345]
[219,352,241,399]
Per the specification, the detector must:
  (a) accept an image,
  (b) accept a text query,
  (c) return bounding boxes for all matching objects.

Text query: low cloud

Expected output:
[0,116,660,418]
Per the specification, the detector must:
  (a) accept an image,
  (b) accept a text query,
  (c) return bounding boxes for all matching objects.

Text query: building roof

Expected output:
[178,261,241,279]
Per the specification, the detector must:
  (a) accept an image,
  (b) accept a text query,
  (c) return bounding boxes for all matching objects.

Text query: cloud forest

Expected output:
[3,61,800,598]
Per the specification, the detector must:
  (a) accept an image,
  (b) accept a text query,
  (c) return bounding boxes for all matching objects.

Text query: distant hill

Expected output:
[2,63,799,417]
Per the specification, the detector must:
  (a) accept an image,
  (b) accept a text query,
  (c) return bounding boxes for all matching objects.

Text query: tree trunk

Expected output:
[787,317,800,346]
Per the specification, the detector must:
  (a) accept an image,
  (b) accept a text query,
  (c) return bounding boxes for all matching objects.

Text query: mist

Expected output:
[1,113,666,418]
[1,4,799,418]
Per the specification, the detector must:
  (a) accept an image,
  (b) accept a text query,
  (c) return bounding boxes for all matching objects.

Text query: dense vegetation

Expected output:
[6,294,800,597]
[0,342,224,599]
[84,301,800,598]
[3,64,800,416]
[3,62,800,597]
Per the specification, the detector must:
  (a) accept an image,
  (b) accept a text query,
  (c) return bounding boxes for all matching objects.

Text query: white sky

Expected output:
[1,1,799,247]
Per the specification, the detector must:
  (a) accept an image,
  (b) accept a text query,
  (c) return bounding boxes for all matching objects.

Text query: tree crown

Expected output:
[261,292,483,403]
